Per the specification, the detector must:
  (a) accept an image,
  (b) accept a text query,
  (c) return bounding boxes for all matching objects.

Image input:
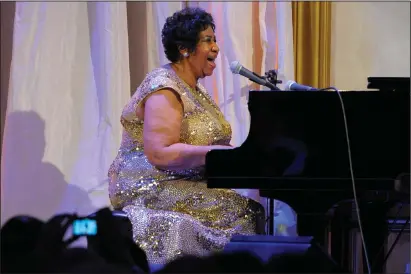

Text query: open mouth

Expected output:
[207,57,216,68]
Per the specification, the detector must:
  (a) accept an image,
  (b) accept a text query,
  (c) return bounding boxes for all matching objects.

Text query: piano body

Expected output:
[205,80,410,272]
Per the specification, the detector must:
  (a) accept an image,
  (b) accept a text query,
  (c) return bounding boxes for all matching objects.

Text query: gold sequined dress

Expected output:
[108,64,265,264]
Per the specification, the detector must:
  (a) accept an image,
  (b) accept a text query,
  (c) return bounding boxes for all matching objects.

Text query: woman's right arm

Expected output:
[140,88,232,171]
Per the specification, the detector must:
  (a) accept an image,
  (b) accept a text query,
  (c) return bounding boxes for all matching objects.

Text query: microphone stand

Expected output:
[262,69,283,234]
[263,69,282,90]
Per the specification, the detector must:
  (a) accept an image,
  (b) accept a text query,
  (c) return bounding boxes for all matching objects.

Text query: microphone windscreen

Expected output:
[230,61,242,74]
[285,80,296,91]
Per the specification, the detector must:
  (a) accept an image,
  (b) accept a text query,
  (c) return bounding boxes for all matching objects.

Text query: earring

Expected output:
[183,52,189,58]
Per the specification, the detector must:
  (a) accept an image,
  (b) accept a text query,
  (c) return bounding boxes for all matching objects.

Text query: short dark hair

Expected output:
[162,7,216,63]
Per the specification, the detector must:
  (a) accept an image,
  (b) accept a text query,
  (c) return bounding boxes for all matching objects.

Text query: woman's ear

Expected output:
[178,45,196,57]
[177,45,187,56]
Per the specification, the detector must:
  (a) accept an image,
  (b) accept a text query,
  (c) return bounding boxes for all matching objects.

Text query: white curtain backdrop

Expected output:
[145,2,184,71]
[265,2,295,89]
[1,2,130,223]
[190,2,297,232]
[1,1,296,234]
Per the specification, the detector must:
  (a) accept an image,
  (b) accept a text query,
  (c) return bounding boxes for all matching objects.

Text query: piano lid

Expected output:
[367,77,410,91]
[206,89,410,183]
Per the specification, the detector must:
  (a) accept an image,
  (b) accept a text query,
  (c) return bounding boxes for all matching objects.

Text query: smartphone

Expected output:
[72,218,97,236]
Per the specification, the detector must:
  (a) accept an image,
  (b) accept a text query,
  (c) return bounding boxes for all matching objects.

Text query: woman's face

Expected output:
[186,26,219,79]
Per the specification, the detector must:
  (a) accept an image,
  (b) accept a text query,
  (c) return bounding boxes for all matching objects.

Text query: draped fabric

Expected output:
[292,2,331,88]
[1,2,130,223]
[1,1,297,234]
[187,2,297,234]
[0,2,15,154]
[188,2,296,146]
[2,3,409,267]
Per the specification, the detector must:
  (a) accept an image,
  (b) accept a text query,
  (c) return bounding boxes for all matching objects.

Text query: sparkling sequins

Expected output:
[122,186,264,264]
[108,64,264,265]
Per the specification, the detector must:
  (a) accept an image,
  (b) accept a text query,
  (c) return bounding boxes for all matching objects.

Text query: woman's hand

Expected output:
[211,145,234,150]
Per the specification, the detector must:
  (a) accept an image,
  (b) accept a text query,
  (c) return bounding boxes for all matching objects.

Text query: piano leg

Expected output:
[328,203,352,271]
[297,214,328,246]
[268,198,275,235]
[327,201,393,273]
[359,202,391,274]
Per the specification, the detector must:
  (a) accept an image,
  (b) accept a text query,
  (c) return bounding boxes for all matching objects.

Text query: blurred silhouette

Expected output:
[265,250,345,273]
[87,208,149,272]
[157,255,212,273]
[0,215,45,272]
[158,252,265,273]
[203,252,265,273]
[46,247,132,273]
[1,208,148,273]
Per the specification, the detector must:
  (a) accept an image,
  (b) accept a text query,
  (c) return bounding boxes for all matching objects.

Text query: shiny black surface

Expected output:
[206,90,410,190]
[205,89,410,272]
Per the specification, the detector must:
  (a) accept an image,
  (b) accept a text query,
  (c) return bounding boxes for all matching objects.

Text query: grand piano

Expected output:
[205,77,410,272]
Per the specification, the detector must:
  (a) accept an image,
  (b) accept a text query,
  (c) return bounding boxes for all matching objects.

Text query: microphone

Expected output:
[285,80,318,91]
[230,61,279,90]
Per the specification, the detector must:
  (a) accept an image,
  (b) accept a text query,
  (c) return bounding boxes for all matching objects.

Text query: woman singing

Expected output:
[108,7,265,265]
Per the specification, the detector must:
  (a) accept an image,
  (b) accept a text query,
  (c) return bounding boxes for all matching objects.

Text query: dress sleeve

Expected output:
[122,70,191,121]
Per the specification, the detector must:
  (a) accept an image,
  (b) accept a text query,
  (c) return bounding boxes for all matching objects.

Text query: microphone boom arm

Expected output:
[264,69,282,89]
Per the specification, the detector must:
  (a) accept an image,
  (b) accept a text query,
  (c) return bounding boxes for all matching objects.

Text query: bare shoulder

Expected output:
[144,88,183,113]
[127,66,182,120]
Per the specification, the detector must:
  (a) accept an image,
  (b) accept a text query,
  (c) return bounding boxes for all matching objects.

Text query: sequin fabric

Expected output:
[108,64,265,264]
